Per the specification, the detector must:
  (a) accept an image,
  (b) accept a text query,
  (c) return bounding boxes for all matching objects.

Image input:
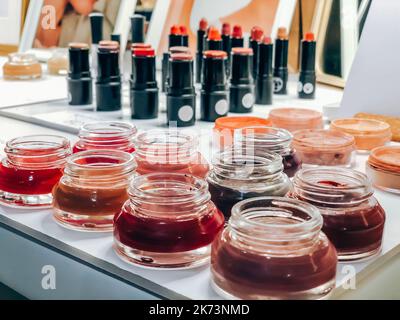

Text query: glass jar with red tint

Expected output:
[0,135,71,208]
[134,129,210,178]
[291,167,386,261]
[52,150,136,232]
[236,126,302,177]
[211,197,337,300]
[207,147,291,220]
[114,173,225,269]
[73,122,137,153]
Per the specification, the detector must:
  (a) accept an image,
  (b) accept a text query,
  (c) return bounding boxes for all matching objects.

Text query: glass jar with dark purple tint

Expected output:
[235,126,302,177]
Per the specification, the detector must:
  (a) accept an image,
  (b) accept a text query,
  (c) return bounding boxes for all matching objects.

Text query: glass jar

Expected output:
[207,147,291,220]
[47,48,69,76]
[114,173,225,268]
[292,129,356,167]
[73,122,137,153]
[0,135,71,208]
[235,126,302,177]
[211,197,337,300]
[331,118,392,152]
[134,129,209,178]
[53,150,136,232]
[269,108,323,132]
[366,146,400,194]
[291,167,386,261]
[3,53,42,80]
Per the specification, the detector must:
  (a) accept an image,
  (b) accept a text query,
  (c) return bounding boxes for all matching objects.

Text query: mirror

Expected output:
[19,0,137,60]
[313,0,372,87]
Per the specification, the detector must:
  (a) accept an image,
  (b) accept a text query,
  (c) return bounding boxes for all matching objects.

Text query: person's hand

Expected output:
[68,0,96,16]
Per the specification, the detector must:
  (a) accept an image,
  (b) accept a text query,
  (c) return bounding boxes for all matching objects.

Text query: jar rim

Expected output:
[235,126,292,147]
[79,121,137,141]
[368,146,400,173]
[212,147,283,179]
[293,167,373,204]
[230,196,323,238]
[8,52,39,65]
[293,129,355,151]
[269,108,323,125]
[129,172,210,207]
[66,150,136,176]
[5,135,71,159]
[134,129,198,158]
[331,118,391,136]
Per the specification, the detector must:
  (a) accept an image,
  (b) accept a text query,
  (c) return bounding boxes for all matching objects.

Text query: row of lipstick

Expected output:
[66,15,316,127]
[0,123,388,299]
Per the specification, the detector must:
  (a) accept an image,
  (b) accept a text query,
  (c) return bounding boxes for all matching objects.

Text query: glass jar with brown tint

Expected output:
[211,197,337,300]
[3,53,42,80]
[52,150,136,232]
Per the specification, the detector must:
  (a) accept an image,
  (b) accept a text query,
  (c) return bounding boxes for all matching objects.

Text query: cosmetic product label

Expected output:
[242,93,254,109]
[215,99,229,115]
[273,77,284,93]
[303,83,314,94]
[178,105,194,122]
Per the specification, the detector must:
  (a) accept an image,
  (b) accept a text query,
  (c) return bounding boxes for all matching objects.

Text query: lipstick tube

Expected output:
[130,48,159,119]
[201,50,229,122]
[207,27,223,50]
[255,36,274,105]
[249,26,264,80]
[67,43,92,106]
[196,18,208,84]
[162,46,190,93]
[131,14,145,44]
[273,27,289,95]
[180,25,189,47]
[221,23,232,78]
[298,32,316,99]
[231,25,244,48]
[89,13,103,77]
[162,26,185,92]
[229,47,255,113]
[167,53,196,127]
[95,41,121,112]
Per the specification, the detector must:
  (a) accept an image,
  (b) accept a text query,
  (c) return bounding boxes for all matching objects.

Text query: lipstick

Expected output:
[298,32,316,99]
[162,25,185,93]
[255,36,274,105]
[169,25,183,48]
[130,47,158,119]
[221,22,232,78]
[131,14,145,44]
[167,53,196,127]
[229,47,255,113]
[180,25,189,47]
[67,43,92,106]
[196,18,208,84]
[201,50,229,122]
[273,27,289,95]
[249,26,264,79]
[231,25,244,48]
[95,40,121,112]
[89,13,103,77]
[162,46,191,93]
[207,27,223,50]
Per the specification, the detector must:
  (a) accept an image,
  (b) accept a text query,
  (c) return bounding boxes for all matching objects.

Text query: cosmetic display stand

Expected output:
[0,75,399,299]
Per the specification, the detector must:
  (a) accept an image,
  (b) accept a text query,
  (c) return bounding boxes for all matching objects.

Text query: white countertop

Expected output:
[0,64,399,299]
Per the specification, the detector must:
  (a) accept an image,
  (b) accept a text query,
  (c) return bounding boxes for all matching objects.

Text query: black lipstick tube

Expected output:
[130,48,158,119]
[221,31,231,78]
[131,14,145,43]
[255,39,274,105]
[167,54,196,127]
[273,36,289,95]
[67,43,92,106]
[229,48,255,113]
[231,37,244,48]
[196,28,207,83]
[95,42,122,112]
[162,28,185,92]
[162,46,190,94]
[201,51,229,122]
[207,38,223,51]
[298,35,316,99]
